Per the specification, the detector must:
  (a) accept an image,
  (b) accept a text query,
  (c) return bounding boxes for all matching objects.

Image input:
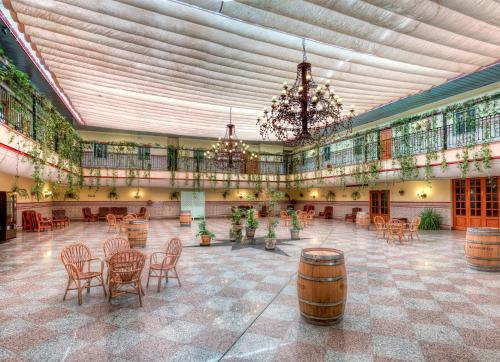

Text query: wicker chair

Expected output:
[387,221,405,244]
[106,214,119,233]
[108,250,146,307]
[103,237,130,283]
[120,214,136,233]
[297,210,308,228]
[61,243,106,305]
[306,209,315,226]
[407,217,421,240]
[147,238,183,292]
[280,210,291,227]
[373,216,387,239]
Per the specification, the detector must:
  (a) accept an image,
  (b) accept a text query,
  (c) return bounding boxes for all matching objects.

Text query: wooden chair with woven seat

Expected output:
[103,236,131,283]
[386,221,405,244]
[297,210,308,228]
[280,210,290,227]
[407,216,421,241]
[119,214,136,233]
[106,214,119,233]
[306,209,315,226]
[147,238,183,292]
[373,216,387,239]
[108,250,146,307]
[61,243,106,305]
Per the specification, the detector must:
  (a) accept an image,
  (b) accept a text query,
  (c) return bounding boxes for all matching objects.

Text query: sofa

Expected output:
[98,206,128,220]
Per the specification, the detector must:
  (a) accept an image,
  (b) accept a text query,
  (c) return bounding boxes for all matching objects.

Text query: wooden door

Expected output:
[452,177,500,230]
[379,128,392,160]
[370,190,390,222]
[485,178,499,227]
[468,178,483,227]
[452,179,467,229]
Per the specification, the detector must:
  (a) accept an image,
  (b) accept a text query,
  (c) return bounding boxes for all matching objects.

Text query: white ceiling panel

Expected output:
[2,0,499,140]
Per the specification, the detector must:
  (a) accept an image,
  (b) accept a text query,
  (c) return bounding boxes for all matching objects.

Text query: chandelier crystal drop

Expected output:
[205,108,257,170]
[257,39,355,146]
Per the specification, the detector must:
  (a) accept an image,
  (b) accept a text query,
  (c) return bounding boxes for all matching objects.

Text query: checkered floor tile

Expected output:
[0,219,498,361]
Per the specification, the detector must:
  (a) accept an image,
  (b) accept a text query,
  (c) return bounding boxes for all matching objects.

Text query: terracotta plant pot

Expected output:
[290,229,300,240]
[265,238,277,250]
[246,227,256,239]
[200,234,211,246]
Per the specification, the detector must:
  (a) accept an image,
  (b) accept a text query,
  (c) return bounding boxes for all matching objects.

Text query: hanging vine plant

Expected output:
[424,149,438,182]
[456,146,470,179]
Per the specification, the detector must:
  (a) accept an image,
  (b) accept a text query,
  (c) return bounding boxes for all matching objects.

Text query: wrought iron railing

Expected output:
[2,74,498,176]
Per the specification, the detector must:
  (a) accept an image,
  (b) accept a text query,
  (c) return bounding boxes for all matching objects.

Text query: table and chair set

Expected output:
[60,237,182,306]
[373,216,421,243]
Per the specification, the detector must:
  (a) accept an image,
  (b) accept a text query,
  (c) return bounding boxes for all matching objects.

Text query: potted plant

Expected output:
[245,208,259,239]
[196,218,215,246]
[108,186,119,200]
[289,210,302,240]
[64,189,79,200]
[230,207,244,241]
[265,218,278,250]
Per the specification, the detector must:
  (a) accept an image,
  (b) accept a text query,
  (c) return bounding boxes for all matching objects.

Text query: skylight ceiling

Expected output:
[3,0,500,140]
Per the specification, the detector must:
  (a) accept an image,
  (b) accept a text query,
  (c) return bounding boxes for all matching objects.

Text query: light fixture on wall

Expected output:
[133,189,142,199]
[257,38,355,146]
[205,108,258,171]
[417,190,427,199]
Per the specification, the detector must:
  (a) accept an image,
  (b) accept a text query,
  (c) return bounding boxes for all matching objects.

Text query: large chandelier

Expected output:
[257,39,355,146]
[205,108,257,170]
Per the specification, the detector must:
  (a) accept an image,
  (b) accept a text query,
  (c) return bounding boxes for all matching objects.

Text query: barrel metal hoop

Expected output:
[298,297,345,307]
[298,273,346,282]
[300,311,343,321]
[466,241,500,245]
[466,256,500,261]
[300,259,345,266]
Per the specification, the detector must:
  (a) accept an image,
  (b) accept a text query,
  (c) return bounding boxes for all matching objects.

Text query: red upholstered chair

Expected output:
[323,206,333,219]
[82,208,98,223]
[345,207,362,223]
[34,213,52,232]
[303,204,315,213]
[52,209,69,228]
[98,207,110,221]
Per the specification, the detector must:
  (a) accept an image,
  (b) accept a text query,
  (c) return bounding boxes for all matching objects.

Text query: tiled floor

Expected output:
[0,218,499,361]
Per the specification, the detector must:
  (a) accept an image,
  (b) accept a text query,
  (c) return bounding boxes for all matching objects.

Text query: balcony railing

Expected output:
[80,114,498,175]
[2,72,497,177]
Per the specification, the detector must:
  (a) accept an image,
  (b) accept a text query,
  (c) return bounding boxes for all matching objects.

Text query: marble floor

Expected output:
[0,218,499,362]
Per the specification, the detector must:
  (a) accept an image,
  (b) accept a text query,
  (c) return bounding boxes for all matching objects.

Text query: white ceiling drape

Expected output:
[4,0,499,140]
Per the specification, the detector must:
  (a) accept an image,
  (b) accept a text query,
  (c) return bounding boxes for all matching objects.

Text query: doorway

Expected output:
[452,177,499,230]
[370,190,390,222]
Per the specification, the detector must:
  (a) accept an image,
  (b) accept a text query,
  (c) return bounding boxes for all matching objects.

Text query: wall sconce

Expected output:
[133,190,142,199]
[417,190,427,199]
[238,193,244,199]
[311,192,317,199]
[43,190,52,199]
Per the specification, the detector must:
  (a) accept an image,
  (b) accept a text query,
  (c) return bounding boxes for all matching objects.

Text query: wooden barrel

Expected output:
[356,212,370,228]
[127,219,148,248]
[297,247,347,325]
[179,210,192,226]
[465,228,500,272]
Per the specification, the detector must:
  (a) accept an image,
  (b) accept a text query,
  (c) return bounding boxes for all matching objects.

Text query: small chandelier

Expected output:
[257,39,355,146]
[205,108,257,170]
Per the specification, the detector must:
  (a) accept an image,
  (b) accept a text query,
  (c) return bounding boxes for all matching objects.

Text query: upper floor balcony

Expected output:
[80,113,500,176]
